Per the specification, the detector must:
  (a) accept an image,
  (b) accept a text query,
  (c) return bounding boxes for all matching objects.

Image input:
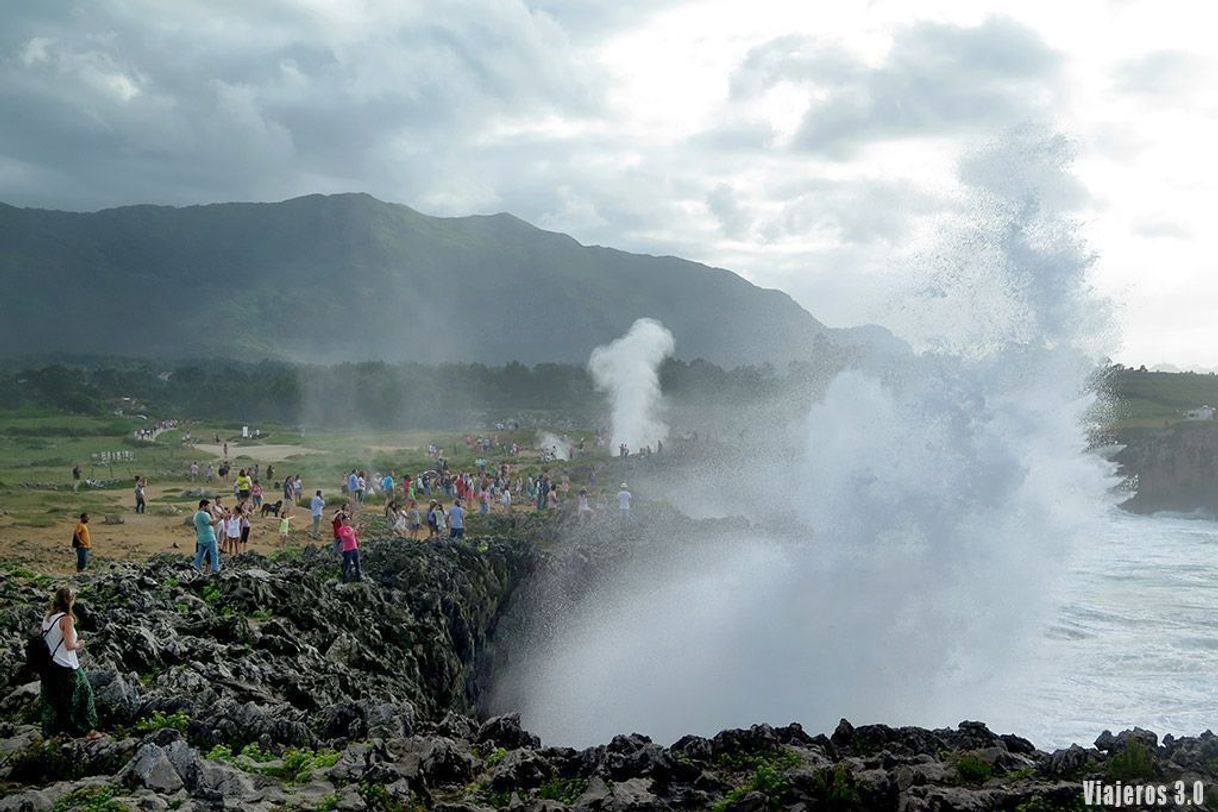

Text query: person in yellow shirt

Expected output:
[236,470,252,504]
[72,513,92,572]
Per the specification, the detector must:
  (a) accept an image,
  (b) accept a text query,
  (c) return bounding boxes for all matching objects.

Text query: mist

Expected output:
[588,318,676,452]
[490,133,1121,748]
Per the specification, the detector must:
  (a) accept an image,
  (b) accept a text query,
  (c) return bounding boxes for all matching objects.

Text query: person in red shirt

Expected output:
[337,516,363,582]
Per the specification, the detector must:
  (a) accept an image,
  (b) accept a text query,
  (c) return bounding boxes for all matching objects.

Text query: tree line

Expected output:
[0,357,840,429]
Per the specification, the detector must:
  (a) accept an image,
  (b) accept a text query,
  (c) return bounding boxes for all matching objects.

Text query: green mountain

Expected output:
[0,193,863,366]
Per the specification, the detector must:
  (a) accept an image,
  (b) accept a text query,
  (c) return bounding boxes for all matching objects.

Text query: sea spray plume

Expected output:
[492,132,1119,748]
[536,432,572,460]
[588,318,676,452]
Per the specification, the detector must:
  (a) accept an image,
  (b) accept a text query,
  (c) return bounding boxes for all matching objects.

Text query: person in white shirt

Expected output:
[617,483,632,517]
[225,509,241,555]
[39,587,99,737]
[310,490,326,539]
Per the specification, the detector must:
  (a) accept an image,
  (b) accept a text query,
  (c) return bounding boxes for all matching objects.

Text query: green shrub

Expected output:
[954,752,994,785]
[134,710,189,733]
[51,784,129,812]
[824,763,862,807]
[538,777,588,804]
[238,742,275,763]
[485,746,508,767]
[1106,739,1156,781]
[710,747,805,811]
[206,744,233,761]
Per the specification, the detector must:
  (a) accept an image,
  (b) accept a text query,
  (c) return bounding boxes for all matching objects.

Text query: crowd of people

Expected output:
[66,424,645,584]
[132,417,182,442]
[39,426,653,743]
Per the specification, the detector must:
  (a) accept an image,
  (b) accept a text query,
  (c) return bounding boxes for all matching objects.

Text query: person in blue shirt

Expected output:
[310,490,326,539]
[192,499,221,574]
[346,470,359,498]
[449,498,466,539]
[381,471,395,502]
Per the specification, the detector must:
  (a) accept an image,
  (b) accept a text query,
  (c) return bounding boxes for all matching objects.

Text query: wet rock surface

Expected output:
[2,537,1217,810]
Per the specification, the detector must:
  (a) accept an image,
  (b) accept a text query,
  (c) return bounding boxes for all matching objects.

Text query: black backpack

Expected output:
[25,613,66,676]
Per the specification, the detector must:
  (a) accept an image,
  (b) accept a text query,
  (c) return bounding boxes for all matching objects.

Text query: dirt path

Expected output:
[192,443,324,462]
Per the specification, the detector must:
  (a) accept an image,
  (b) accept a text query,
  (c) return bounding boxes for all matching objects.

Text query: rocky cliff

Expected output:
[1115,422,1218,515]
[2,536,1217,811]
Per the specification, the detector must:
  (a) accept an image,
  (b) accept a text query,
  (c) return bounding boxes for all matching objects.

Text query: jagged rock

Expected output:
[389,736,476,785]
[0,682,40,715]
[433,711,479,740]
[0,789,51,812]
[121,742,187,793]
[488,748,552,791]
[830,718,855,748]
[1042,744,1091,777]
[722,790,767,812]
[598,777,659,811]
[198,759,256,798]
[3,536,1218,812]
[89,670,142,726]
[477,712,541,751]
[1095,727,1159,752]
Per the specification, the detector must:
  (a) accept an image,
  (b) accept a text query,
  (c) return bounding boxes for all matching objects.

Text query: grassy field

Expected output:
[0,411,601,573]
[1108,369,1218,429]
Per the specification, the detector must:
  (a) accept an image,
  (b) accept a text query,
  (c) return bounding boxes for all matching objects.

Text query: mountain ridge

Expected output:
[0,192,867,367]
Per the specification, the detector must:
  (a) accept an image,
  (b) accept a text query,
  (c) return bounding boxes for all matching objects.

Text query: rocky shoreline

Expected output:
[1,538,1216,811]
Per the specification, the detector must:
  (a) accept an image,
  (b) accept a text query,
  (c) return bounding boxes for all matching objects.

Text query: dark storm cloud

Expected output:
[732,18,1062,159]
[0,0,605,210]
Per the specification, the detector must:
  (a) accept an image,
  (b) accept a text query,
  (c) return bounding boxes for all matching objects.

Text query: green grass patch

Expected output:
[51,784,130,812]
[134,709,189,733]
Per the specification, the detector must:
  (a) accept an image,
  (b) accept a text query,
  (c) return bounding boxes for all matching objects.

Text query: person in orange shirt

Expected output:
[72,513,92,572]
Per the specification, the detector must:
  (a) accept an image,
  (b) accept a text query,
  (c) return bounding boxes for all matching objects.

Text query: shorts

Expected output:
[239,490,251,501]
[240,527,250,544]
[450,527,465,539]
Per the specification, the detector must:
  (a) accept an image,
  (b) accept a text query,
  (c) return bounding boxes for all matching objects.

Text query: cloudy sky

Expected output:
[2,0,1214,366]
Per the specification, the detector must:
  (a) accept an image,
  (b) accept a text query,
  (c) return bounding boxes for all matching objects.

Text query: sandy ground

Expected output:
[0,483,323,574]
[191,443,323,462]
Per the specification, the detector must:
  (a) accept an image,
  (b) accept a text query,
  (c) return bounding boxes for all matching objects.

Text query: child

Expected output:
[278,510,291,546]
[408,500,422,540]
[391,506,408,538]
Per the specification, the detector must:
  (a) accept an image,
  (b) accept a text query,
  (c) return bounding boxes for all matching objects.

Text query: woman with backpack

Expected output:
[39,587,99,738]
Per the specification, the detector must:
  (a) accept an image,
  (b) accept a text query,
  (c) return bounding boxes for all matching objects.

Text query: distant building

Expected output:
[1184,406,1215,421]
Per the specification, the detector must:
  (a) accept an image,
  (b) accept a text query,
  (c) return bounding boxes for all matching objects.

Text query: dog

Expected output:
[260,500,284,518]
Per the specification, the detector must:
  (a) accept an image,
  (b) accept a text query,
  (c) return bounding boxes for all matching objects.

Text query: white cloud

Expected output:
[0,0,1216,365]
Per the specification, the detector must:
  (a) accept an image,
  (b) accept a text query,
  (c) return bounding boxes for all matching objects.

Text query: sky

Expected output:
[1,0,1214,367]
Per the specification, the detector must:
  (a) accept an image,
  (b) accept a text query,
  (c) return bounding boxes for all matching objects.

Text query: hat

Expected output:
[621,482,628,489]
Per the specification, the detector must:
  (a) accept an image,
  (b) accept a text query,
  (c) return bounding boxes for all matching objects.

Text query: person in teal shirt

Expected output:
[192,499,221,574]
